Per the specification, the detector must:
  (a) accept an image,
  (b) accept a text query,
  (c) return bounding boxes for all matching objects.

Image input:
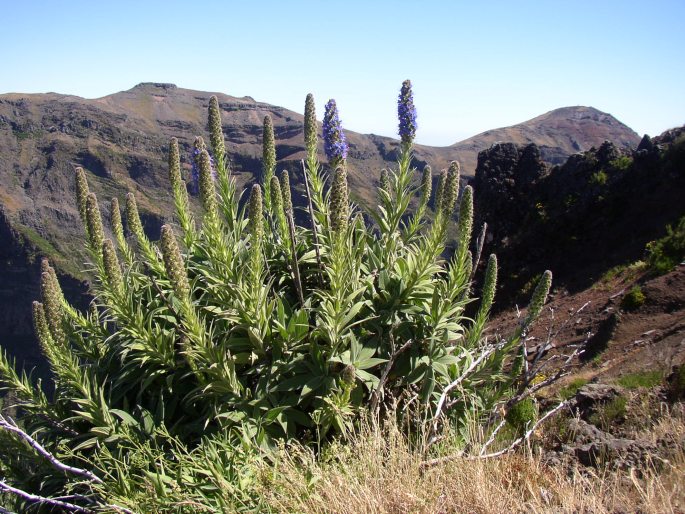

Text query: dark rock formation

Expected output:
[473,142,547,246]
[472,128,685,304]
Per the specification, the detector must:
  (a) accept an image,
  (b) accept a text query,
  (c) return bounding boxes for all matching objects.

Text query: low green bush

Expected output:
[609,155,632,171]
[590,170,608,186]
[505,397,538,434]
[646,216,685,275]
[621,285,646,311]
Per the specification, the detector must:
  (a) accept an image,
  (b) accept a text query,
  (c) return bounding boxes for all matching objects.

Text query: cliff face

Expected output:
[0,83,643,370]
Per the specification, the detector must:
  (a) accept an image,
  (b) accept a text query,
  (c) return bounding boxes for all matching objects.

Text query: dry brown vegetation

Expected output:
[260,413,685,513]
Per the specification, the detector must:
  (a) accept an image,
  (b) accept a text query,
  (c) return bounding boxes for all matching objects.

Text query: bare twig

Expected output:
[422,399,569,468]
[0,415,102,483]
[474,400,569,459]
[0,480,90,513]
[370,338,414,413]
[479,418,507,456]
[429,342,503,441]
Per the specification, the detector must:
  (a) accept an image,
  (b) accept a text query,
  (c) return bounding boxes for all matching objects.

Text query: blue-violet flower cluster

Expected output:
[323,99,348,165]
[190,145,216,194]
[398,79,417,144]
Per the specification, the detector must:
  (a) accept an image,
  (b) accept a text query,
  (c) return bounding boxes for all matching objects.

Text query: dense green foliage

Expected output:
[646,215,685,275]
[0,84,552,511]
[505,397,537,434]
[621,285,646,311]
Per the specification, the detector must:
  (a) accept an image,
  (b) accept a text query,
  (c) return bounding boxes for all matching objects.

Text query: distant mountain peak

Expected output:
[132,82,178,91]
[449,106,640,170]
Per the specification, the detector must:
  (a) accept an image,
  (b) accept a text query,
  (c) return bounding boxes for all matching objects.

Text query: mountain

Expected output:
[0,83,641,370]
[449,106,641,172]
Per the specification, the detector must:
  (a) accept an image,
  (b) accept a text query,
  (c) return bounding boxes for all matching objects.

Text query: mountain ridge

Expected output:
[1,83,640,173]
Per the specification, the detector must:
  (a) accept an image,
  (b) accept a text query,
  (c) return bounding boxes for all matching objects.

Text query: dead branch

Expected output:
[369,337,414,413]
[429,342,504,441]
[0,415,102,483]
[0,480,90,513]
[421,399,570,468]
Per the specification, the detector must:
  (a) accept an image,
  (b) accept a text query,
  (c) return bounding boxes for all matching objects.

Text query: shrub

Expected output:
[505,397,538,434]
[0,82,554,511]
[646,215,685,275]
[590,170,608,186]
[609,155,632,171]
[621,285,645,311]
[598,260,646,285]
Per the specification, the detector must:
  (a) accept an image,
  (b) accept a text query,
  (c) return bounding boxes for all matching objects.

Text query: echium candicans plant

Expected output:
[0,81,562,511]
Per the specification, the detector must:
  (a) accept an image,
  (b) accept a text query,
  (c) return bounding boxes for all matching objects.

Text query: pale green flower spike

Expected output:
[280,170,293,213]
[379,169,390,193]
[525,270,552,326]
[330,166,349,234]
[304,93,317,161]
[208,95,225,164]
[125,193,144,239]
[479,254,498,318]
[102,239,123,294]
[160,225,190,299]
[435,169,447,213]
[75,166,89,225]
[420,165,432,206]
[32,301,52,350]
[457,186,474,254]
[270,175,288,245]
[40,265,63,343]
[85,193,104,252]
[441,161,460,218]
[168,137,183,195]
[263,115,276,208]
[199,149,217,217]
[110,198,124,243]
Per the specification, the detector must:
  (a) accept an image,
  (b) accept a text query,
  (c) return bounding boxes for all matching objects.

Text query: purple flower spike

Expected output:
[190,137,216,194]
[323,99,348,166]
[398,79,417,144]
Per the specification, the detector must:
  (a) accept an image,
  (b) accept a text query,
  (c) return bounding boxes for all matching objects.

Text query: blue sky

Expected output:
[2,0,684,146]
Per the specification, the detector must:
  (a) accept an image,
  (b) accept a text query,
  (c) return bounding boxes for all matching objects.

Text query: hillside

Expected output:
[0,83,640,370]
[451,106,640,172]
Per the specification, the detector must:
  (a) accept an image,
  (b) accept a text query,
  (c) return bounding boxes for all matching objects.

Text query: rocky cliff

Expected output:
[472,127,685,303]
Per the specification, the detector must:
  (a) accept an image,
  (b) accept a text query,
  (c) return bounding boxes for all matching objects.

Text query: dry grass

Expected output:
[259,414,685,513]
